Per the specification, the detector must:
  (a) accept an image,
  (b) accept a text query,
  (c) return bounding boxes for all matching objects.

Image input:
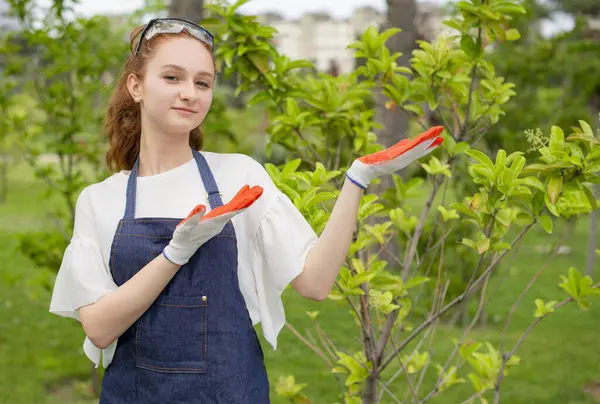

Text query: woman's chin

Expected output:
[162,122,199,136]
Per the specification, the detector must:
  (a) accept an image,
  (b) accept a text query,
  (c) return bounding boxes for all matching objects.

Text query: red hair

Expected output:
[104,24,214,172]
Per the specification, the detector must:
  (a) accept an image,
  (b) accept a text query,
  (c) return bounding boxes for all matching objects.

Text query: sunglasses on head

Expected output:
[134,17,214,56]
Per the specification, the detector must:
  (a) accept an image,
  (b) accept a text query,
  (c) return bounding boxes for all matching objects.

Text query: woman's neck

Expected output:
[137,130,193,177]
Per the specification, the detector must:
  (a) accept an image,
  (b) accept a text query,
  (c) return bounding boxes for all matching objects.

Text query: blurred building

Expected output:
[0,0,19,33]
[256,4,449,74]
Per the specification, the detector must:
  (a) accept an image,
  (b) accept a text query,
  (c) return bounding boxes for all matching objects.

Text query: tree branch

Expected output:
[499,219,572,355]
[379,222,534,373]
[458,28,482,141]
[420,271,492,403]
[285,323,333,368]
[402,175,445,279]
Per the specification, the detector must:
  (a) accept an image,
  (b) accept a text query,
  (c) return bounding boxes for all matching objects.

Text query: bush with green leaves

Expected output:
[0,12,129,294]
[204,0,600,403]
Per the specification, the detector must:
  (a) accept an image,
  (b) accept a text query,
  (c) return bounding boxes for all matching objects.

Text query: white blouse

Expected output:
[49,151,318,368]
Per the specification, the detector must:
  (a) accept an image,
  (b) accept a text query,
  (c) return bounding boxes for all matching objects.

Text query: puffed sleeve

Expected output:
[252,190,318,350]
[49,187,118,368]
[49,187,118,319]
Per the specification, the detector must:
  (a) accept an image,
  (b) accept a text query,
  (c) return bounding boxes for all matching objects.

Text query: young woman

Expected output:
[49,18,443,403]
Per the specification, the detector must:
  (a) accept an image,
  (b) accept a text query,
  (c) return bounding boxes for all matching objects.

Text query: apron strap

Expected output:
[123,149,224,220]
[124,158,139,220]
[192,149,224,209]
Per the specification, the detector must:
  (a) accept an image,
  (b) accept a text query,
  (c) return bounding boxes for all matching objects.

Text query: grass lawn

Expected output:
[1,162,599,404]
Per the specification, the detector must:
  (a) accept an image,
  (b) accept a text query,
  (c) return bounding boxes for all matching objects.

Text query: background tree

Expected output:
[168,0,203,22]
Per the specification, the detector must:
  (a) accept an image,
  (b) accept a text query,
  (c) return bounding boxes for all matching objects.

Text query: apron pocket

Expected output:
[135,294,208,373]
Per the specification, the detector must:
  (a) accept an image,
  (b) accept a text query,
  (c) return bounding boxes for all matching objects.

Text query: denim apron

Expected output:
[99,149,270,403]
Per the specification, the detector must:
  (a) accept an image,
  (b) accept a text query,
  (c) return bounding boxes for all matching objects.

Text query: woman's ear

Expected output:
[126,73,143,102]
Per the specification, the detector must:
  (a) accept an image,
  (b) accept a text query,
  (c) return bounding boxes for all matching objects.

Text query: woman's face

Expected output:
[129,35,214,136]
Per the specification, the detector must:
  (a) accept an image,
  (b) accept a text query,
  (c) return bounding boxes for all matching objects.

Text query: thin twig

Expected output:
[460,389,488,404]
[390,336,419,402]
[380,314,437,402]
[313,320,338,361]
[285,323,333,367]
[413,223,450,401]
[499,219,572,355]
[402,175,445,279]
[421,271,492,403]
[377,378,404,404]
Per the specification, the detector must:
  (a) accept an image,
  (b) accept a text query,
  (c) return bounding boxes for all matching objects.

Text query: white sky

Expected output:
[73,0,390,18]
[68,0,572,36]
[25,0,558,38]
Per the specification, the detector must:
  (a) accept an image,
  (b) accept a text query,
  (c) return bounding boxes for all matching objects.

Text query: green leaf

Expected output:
[534,299,557,318]
[465,149,495,172]
[335,351,371,386]
[538,215,553,234]
[577,299,591,311]
[559,267,581,299]
[404,103,425,116]
[305,311,319,320]
[579,120,595,137]
[438,206,460,222]
[461,238,477,250]
[454,142,471,155]
[305,191,337,209]
[349,269,379,288]
[422,156,452,177]
[582,186,598,210]
[457,1,480,15]
[452,202,480,220]
[282,158,302,177]
[496,207,518,227]
[228,0,252,13]
[492,241,511,251]
[404,276,431,290]
[547,175,563,204]
[549,126,565,152]
[460,34,482,59]
[491,1,526,14]
[285,59,314,72]
[545,195,560,217]
[248,90,271,106]
[518,176,545,192]
[477,238,491,254]
[505,28,521,41]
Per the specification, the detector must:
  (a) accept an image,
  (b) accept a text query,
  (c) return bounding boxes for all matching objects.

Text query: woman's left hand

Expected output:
[345,126,445,190]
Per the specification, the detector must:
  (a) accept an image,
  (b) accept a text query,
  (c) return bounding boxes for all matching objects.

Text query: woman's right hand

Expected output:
[163,185,264,265]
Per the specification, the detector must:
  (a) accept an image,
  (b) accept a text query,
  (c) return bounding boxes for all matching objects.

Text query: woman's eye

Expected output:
[165,75,178,81]
[196,81,209,88]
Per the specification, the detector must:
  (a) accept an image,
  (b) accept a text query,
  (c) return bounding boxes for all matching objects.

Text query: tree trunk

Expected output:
[586,96,599,277]
[91,366,100,396]
[363,374,379,404]
[0,155,7,204]
[168,0,204,23]
[372,0,418,268]
[377,0,417,151]
[586,203,597,277]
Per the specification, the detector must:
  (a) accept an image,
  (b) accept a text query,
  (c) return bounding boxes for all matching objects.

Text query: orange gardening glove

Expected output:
[346,126,445,189]
[162,185,264,265]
